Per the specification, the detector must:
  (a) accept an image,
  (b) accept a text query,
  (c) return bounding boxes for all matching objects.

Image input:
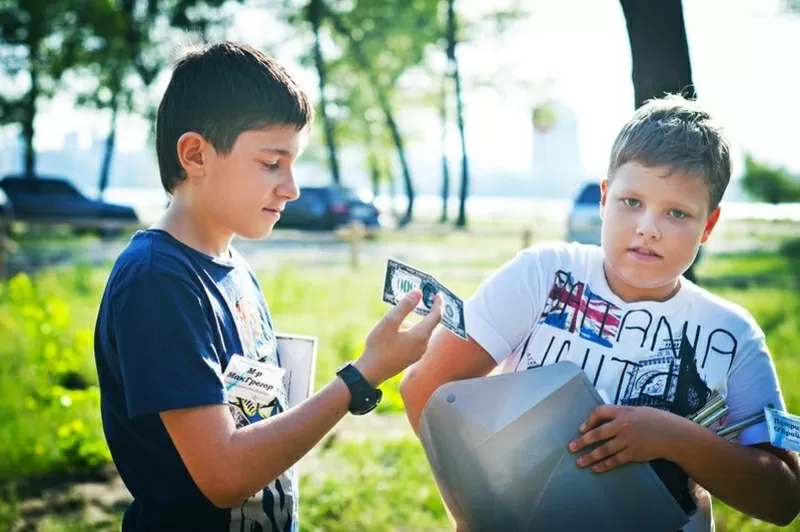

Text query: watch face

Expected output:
[337,363,382,415]
[353,389,382,415]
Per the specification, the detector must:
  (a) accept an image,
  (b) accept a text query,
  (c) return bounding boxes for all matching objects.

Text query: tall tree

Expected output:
[619,0,695,108]
[75,0,153,198]
[446,0,470,229]
[95,0,161,199]
[304,0,342,184]
[438,0,528,228]
[0,0,106,177]
[619,0,699,283]
[438,72,451,223]
[323,0,439,226]
[321,55,397,207]
[83,0,242,197]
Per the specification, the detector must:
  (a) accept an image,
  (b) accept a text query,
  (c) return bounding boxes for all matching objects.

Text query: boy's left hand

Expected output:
[569,405,684,473]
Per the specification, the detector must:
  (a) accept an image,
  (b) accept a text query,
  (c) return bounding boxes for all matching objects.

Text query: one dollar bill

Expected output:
[382,258,467,340]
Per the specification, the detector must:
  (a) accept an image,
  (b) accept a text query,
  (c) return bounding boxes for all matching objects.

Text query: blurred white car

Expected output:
[565,182,602,245]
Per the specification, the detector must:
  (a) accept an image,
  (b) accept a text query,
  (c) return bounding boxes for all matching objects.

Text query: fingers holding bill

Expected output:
[383,289,422,328]
[414,293,443,337]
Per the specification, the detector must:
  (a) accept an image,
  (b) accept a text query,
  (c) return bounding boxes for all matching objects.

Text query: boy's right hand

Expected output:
[354,289,443,387]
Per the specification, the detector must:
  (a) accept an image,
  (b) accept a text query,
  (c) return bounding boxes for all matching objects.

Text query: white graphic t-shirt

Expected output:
[464,242,786,532]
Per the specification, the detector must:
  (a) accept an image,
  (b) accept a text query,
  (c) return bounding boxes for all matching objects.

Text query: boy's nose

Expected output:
[278,172,300,201]
[635,214,661,240]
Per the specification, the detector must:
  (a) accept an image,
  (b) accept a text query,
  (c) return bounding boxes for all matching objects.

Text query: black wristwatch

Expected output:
[336,362,382,415]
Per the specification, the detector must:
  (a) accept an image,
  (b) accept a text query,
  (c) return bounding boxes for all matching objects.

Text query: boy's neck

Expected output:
[152,194,234,261]
[601,259,682,304]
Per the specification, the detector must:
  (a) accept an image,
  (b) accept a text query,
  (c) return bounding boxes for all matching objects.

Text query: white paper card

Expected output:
[277,333,318,409]
[765,406,800,453]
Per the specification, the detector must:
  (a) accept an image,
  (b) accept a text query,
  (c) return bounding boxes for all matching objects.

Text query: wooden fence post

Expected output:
[522,228,533,249]
[342,220,365,270]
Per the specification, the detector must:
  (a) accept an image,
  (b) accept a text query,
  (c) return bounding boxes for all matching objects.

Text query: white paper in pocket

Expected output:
[277,333,318,409]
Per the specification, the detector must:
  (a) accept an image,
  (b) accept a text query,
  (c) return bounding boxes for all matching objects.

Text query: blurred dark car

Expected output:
[566,182,603,245]
[0,174,140,237]
[0,186,11,219]
[277,185,382,232]
[0,187,12,240]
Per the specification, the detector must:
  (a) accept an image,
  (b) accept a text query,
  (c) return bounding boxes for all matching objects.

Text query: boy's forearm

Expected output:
[666,416,800,526]
[223,377,352,506]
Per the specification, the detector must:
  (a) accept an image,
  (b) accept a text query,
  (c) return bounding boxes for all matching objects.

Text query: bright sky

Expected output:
[21,0,800,178]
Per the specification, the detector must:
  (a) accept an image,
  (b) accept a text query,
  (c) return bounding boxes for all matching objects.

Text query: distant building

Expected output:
[531,101,594,199]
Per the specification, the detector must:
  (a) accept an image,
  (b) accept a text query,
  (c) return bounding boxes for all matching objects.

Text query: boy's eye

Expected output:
[668,209,688,220]
[262,161,280,171]
[621,198,640,208]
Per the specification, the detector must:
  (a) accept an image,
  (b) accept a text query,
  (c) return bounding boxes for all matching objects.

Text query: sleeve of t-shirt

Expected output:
[464,246,549,364]
[725,328,786,447]
[112,273,227,418]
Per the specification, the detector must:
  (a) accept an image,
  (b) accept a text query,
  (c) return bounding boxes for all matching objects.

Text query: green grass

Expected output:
[299,438,448,531]
[697,251,793,280]
[1,241,799,531]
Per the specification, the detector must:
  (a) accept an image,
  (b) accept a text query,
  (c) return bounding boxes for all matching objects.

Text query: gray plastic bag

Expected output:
[418,361,689,531]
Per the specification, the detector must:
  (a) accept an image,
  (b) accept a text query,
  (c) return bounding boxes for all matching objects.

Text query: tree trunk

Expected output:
[98,95,119,199]
[368,149,380,198]
[22,70,37,177]
[619,0,695,108]
[324,7,415,226]
[307,0,342,185]
[620,0,700,283]
[22,32,41,178]
[388,171,399,218]
[439,73,450,223]
[448,0,469,228]
[383,111,414,227]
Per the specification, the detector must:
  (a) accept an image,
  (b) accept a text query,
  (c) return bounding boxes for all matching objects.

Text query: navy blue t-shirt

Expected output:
[94,230,297,531]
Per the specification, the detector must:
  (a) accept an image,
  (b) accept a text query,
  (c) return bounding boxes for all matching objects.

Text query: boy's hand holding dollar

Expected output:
[569,405,689,472]
[354,289,443,387]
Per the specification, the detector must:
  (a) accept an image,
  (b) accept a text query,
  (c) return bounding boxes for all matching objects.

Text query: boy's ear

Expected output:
[599,179,609,219]
[700,206,721,244]
[176,132,209,179]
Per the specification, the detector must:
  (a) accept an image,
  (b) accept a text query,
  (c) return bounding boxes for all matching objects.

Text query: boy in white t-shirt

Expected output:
[400,95,800,529]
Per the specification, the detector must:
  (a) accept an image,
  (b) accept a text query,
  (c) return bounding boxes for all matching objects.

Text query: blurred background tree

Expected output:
[741,155,800,205]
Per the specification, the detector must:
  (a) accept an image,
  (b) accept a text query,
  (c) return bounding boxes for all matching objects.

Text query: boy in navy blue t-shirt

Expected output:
[94,41,441,531]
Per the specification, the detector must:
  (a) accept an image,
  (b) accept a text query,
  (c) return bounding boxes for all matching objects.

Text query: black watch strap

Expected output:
[336,363,382,415]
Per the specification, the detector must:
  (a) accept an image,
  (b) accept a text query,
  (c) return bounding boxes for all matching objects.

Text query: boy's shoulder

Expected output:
[105,230,208,297]
[683,280,763,335]
[519,240,602,270]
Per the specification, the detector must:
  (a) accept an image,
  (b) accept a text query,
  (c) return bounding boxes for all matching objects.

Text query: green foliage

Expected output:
[299,438,448,531]
[780,237,800,260]
[0,0,116,123]
[741,155,800,204]
[0,270,109,482]
[0,484,19,531]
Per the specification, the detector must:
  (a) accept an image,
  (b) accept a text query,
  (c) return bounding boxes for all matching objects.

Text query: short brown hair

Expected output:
[607,94,731,210]
[156,41,314,193]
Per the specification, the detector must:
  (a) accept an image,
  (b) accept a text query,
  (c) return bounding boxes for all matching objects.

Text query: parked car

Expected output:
[0,187,12,241]
[566,182,602,245]
[0,174,140,237]
[277,185,382,232]
[0,187,11,219]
